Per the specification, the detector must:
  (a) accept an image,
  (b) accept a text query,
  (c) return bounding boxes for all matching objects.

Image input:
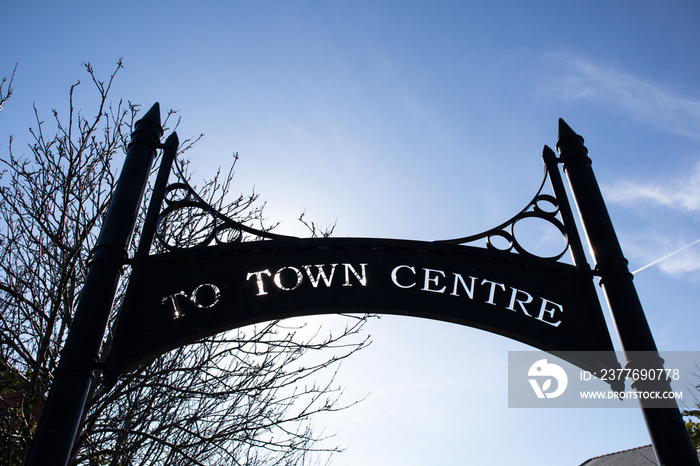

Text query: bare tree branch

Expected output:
[0,61,371,466]
[0,61,18,112]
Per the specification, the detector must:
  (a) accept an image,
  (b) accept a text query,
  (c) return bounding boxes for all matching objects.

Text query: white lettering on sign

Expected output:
[163,262,563,329]
[536,298,563,327]
[344,263,367,287]
[391,265,416,288]
[303,264,337,287]
[450,274,477,298]
[273,266,304,291]
[480,279,506,306]
[162,283,221,319]
[246,269,272,295]
[247,263,368,296]
[422,268,446,293]
[389,264,563,328]
[506,287,533,317]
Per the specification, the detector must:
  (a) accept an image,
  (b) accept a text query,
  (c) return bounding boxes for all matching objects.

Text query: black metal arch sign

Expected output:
[104,136,622,378]
[106,236,619,377]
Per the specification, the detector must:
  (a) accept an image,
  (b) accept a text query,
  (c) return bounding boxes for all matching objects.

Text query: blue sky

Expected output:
[3,1,700,464]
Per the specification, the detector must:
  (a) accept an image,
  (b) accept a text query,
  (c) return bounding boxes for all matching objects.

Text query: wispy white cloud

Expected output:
[657,244,700,276]
[632,238,700,275]
[605,159,700,213]
[604,161,700,278]
[632,237,700,278]
[547,54,700,139]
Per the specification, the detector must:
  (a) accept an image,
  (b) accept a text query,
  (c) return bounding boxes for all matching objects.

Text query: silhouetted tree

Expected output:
[0,61,369,465]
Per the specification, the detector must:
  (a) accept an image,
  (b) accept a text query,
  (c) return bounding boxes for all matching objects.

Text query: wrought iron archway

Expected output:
[26,106,698,466]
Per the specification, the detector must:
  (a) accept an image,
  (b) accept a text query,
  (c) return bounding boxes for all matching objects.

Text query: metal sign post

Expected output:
[556,119,698,466]
[25,104,164,466]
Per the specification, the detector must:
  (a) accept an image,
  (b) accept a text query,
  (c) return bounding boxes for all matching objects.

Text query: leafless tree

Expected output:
[0,61,370,465]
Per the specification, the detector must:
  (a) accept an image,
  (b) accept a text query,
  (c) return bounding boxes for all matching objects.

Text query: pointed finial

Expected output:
[556,118,585,154]
[133,102,163,139]
[543,144,557,157]
[131,102,163,147]
[541,144,558,165]
[164,131,179,149]
[139,102,161,126]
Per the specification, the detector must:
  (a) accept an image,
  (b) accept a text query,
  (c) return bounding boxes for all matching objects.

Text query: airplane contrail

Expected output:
[632,238,700,275]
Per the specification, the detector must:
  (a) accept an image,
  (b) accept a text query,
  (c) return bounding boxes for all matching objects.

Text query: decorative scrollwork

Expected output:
[437,169,570,262]
[151,154,570,262]
[154,167,292,252]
